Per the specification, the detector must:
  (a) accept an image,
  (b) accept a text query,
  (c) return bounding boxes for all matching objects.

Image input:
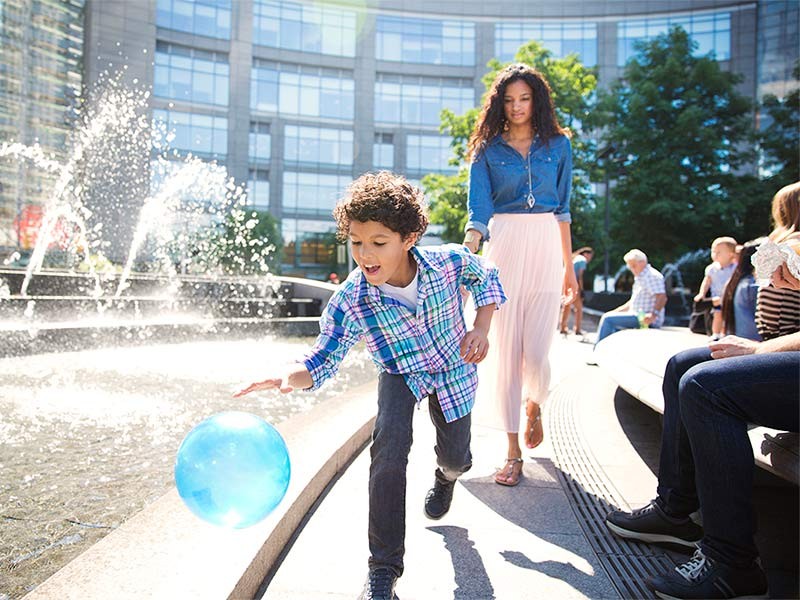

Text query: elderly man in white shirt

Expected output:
[593,249,668,347]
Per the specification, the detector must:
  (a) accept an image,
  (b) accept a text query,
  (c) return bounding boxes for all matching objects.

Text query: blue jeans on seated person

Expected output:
[656,346,800,567]
[594,313,643,347]
[368,372,472,577]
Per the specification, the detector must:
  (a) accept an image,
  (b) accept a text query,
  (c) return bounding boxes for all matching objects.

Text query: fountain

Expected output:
[0,75,372,600]
[0,74,332,357]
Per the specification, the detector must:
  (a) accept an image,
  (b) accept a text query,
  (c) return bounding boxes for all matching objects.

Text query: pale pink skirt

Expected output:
[471,213,563,433]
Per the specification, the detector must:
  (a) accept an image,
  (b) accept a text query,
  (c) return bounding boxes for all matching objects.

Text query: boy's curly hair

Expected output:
[334,171,429,242]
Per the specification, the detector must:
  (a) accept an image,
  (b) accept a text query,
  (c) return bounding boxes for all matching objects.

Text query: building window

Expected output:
[282,172,350,217]
[376,15,475,66]
[375,74,474,126]
[495,22,597,66]
[247,169,270,208]
[253,0,357,57]
[251,61,355,120]
[406,134,456,173]
[617,11,731,66]
[153,108,228,159]
[373,133,394,169]
[281,218,339,269]
[249,122,271,162]
[284,125,353,166]
[156,0,231,40]
[154,42,229,106]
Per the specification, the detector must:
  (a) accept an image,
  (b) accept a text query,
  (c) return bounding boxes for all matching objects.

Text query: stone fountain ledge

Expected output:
[22,378,379,600]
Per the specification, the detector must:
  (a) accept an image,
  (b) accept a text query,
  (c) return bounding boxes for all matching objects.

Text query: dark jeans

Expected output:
[368,372,472,576]
[656,347,800,567]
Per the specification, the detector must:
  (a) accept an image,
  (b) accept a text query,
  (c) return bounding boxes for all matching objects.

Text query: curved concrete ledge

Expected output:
[23,379,378,600]
[595,327,799,484]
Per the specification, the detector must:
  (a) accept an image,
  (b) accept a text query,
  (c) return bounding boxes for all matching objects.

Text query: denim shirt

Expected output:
[466,133,572,241]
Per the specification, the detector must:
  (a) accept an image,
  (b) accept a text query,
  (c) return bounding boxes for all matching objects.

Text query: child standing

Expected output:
[693,236,737,340]
[235,172,506,600]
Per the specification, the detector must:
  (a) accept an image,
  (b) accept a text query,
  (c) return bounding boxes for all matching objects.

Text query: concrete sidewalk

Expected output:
[264,335,626,600]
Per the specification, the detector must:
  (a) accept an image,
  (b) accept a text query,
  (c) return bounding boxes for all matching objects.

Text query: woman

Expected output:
[755,181,800,340]
[463,63,578,486]
[720,239,763,341]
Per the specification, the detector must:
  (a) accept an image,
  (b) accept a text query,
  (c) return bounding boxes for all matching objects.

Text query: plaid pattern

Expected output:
[631,264,666,327]
[303,244,507,423]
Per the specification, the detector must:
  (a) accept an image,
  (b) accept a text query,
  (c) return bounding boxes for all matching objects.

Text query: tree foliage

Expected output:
[423,41,599,247]
[214,208,283,275]
[590,27,756,265]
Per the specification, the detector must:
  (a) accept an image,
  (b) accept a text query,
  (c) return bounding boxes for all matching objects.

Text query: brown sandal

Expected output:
[494,457,523,486]
[524,403,544,449]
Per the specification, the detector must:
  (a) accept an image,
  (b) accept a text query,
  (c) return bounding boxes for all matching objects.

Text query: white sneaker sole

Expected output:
[605,519,700,549]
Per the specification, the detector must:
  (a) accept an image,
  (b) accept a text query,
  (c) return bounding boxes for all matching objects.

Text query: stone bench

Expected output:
[594,327,799,485]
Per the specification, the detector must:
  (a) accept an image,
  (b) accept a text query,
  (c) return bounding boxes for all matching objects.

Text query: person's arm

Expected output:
[611,299,631,313]
[694,274,711,302]
[234,364,313,396]
[643,292,668,325]
[559,222,579,305]
[771,262,800,290]
[463,152,492,253]
[708,331,800,359]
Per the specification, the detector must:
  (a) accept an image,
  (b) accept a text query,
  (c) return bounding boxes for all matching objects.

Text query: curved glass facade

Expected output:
[7,0,794,275]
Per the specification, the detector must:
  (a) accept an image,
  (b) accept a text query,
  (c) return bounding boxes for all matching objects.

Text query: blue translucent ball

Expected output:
[175,411,291,528]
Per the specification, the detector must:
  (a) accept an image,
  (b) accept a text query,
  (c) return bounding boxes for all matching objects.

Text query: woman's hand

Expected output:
[708,335,759,359]
[562,268,579,306]
[771,262,800,290]
[463,230,482,254]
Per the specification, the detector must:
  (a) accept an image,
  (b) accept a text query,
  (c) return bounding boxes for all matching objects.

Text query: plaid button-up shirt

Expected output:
[302,244,507,422]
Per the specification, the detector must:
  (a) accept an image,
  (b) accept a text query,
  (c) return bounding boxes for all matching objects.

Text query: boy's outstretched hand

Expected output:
[234,376,293,397]
[460,328,489,364]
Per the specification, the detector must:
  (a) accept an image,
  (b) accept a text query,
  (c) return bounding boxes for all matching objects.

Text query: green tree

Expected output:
[591,26,755,266]
[422,41,599,248]
[215,208,283,275]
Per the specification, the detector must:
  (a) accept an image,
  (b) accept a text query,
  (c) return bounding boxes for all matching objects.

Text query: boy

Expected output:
[235,172,506,600]
[693,236,737,340]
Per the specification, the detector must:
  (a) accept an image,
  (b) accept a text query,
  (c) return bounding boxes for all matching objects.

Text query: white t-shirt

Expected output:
[379,271,419,311]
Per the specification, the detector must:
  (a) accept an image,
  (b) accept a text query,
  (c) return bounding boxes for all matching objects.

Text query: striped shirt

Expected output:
[756,285,800,340]
[302,244,507,423]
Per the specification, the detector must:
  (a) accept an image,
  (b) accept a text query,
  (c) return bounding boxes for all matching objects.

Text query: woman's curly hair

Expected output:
[467,63,569,161]
[334,171,429,242]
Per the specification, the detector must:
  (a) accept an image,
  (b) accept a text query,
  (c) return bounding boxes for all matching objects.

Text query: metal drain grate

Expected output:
[548,370,677,599]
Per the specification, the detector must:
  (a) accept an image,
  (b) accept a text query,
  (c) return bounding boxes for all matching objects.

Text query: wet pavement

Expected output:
[0,336,374,600]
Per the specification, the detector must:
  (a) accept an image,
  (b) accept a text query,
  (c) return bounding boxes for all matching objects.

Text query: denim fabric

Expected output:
[656,347,800,567]
[368,372,472,576]
[594,314,642,347]
[733,276,761,341]
[466,134,572,241]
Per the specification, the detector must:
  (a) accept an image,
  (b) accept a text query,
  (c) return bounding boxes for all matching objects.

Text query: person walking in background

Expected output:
[693,236,738,340]
[720,239,763,341]
[592,249,667,348]
[560,246,593,336]
[462,63,578,487]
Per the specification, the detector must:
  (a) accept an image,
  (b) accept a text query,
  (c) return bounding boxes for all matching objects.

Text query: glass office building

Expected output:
[4,0,797,277]
[0,0,85,252]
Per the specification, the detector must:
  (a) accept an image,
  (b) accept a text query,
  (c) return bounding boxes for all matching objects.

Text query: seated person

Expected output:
[606,184,800,599]
[594,249,667,347]
[720,239,763,341]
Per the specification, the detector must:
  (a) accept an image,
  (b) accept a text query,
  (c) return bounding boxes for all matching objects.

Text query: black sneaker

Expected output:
[358,567,398,600]
[647,548,768,599]
[606,500,703,548]
[424,477,455,520]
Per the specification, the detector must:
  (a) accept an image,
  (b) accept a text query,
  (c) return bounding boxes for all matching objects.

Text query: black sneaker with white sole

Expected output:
[647,548,768,599]
[606,500,703,549]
